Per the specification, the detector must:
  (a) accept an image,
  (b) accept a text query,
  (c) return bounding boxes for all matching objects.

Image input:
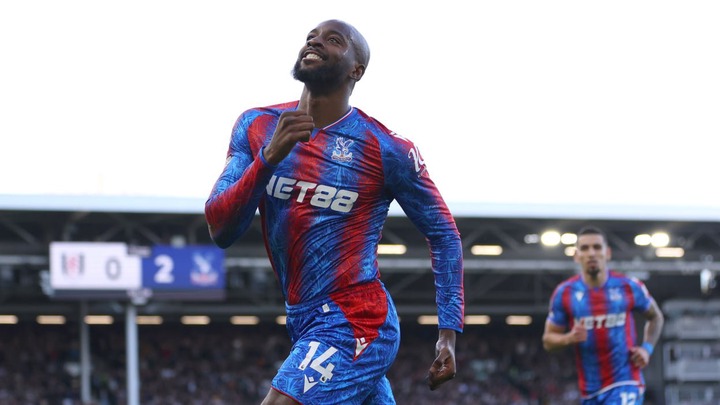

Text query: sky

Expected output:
[1,1,719,218]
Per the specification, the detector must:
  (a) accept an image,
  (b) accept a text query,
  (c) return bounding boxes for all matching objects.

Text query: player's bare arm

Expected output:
[427,329,457,391]
[262,110,314,165]
[641,298,665,348]
[630,298,665,368]
[542,320,587,352]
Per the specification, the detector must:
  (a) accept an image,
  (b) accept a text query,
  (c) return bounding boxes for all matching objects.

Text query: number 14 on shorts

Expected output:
[299,341,338,393]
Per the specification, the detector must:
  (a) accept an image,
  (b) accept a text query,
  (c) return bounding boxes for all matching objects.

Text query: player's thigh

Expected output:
[262,377,395,405]
[261,387,301,405]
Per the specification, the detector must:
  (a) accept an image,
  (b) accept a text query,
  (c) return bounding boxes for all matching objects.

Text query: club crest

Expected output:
[331,137,354,162]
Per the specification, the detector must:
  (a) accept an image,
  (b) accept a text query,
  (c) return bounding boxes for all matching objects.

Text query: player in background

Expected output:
[542,226,664,404]
[205,19,464,405]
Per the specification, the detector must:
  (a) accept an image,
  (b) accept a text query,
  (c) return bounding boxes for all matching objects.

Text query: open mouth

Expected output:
[303,51,323,61]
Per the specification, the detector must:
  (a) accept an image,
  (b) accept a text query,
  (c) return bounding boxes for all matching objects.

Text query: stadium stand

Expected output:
[662,300,720,405]
[1,322,586,405]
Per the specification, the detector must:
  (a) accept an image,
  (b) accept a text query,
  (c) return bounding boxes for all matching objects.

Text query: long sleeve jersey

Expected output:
[205,102,464,332]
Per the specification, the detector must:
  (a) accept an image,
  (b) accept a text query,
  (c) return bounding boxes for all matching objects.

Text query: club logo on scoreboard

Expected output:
[190,252,220,286]
[61,253,85,278]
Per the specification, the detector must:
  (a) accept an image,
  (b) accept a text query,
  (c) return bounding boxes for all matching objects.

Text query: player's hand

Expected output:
[566,322,587,345]
[263,110,314,165]
[427,329,456,391]
[629,346,651,368]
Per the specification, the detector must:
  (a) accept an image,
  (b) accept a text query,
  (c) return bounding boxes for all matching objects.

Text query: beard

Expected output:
[585,266,601,279]
[292,59,345,91]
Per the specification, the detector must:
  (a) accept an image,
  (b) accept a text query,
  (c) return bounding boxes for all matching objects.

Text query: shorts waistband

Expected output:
[285,280,383,316]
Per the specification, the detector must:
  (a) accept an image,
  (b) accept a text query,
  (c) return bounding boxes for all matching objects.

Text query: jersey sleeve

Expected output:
[382,133,465,332]
[205,111,277,248]
[547,284,569,328]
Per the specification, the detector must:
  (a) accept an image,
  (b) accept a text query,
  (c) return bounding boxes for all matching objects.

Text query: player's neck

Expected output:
[299,88,351,128]
[582,270,608,289]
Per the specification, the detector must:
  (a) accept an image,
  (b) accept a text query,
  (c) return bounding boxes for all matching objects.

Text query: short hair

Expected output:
[576,225,607,244]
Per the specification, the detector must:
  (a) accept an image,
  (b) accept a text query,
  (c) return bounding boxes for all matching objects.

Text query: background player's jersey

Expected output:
[546,271,653,399]
[206,102,464,331]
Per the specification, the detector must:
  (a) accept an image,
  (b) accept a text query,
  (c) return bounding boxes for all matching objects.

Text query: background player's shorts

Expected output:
[582,384,644,405]
[271,281,401,405]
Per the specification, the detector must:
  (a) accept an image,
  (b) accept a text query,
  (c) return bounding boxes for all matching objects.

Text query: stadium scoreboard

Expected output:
[49,242,226,301]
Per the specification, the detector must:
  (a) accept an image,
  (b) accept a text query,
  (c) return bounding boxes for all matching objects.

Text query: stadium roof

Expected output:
[3,193,720,222]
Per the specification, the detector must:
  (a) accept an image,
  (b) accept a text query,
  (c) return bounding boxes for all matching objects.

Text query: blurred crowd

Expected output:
[1,321,585,405]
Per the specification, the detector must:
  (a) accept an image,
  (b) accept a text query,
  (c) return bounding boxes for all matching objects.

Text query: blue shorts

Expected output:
[271,281,401,405]
[583,384,644,405]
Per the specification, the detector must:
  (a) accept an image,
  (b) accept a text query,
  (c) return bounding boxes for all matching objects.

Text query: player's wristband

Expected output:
[641,342,654,356]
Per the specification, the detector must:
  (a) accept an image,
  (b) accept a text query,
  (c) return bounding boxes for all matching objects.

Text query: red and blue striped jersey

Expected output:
[206,102,464,332]
[546,271,653,398]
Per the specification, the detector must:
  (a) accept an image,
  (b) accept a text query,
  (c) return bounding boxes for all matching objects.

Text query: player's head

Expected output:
[292,19,370,93]
[574,226,611,280]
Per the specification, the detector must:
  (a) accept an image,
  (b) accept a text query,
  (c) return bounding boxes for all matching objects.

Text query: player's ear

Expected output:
[606,246,612,260]
[350,64,365,81]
